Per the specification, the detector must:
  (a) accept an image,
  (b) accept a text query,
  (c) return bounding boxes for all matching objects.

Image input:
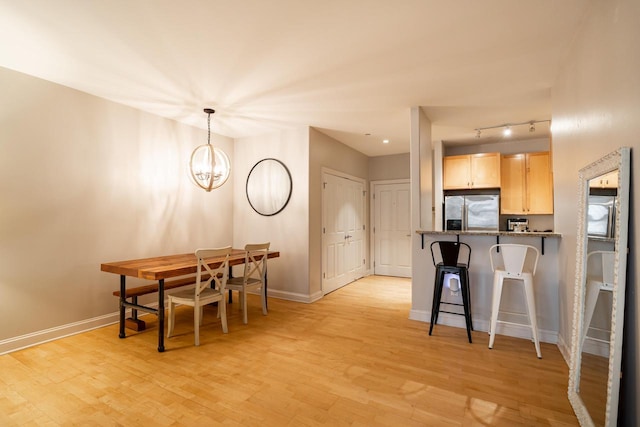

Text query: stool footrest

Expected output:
[494,319,532,328]
[439,310,466,316]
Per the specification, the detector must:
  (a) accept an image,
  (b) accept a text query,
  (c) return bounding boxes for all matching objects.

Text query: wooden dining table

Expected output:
[101,249,280,352]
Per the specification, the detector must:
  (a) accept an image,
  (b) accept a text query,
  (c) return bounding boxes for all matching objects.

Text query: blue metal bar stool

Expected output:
[429,241,473,343]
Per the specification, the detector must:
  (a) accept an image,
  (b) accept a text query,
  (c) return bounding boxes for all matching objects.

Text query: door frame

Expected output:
[370,179,411,277]
[321,168,368,295]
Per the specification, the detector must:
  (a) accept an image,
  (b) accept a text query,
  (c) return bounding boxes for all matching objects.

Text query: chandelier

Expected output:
[189,108,230,191]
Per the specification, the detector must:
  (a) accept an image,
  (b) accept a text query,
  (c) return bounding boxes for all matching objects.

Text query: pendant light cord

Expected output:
[207,112,211,145]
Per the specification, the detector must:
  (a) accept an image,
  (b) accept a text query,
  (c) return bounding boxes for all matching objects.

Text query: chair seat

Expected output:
[170,287,223,304]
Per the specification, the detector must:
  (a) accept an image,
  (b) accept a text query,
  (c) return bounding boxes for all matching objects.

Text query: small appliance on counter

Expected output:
[507,218,529,232]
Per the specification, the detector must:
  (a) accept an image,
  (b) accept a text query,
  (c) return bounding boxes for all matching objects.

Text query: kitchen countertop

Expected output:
[415,230,561,254]
[415,230,561,238]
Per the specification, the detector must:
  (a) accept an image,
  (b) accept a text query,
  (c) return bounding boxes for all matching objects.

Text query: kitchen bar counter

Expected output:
[415,230,561,254]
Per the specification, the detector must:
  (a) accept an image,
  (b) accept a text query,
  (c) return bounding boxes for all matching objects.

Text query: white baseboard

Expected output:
[409,309,558,344]
[556,333,572,365]
[0,311,122,355]
[264,289,323,303]
[1,288,323,355]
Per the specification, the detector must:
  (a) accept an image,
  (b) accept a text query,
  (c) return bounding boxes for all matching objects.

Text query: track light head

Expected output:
[503,126,512,137]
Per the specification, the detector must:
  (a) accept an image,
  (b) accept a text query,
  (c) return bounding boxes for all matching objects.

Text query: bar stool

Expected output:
[488,244,541,358]
[429,241,473,343]
[582,251,615,347]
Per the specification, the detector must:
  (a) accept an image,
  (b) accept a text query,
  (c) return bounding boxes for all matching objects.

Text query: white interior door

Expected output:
[322,173,365,295]
[373,182,411,277]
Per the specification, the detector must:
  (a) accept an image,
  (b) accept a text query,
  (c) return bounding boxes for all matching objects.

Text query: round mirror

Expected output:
[246,158,292,216]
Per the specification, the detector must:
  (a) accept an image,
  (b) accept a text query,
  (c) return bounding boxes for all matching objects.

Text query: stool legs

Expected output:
[459,269,472,343]
[581,280,601,348]
[429,269,445,335]
[489,272,541,358]
[488,274,503,350]
[430,267,472,343]
[523,276,542,358]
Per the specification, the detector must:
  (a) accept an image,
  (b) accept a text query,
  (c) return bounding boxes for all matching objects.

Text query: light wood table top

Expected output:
[101,249,280,280]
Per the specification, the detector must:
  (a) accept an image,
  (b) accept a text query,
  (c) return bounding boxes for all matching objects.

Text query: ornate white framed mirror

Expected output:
[568,147,631,427]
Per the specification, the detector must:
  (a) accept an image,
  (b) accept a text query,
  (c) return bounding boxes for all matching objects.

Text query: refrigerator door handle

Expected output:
[462,204,467,231]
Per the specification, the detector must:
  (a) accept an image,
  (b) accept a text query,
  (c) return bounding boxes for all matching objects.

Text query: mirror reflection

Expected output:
[569,147,630,427]
[579,172,618,426]
[246,158,292,216]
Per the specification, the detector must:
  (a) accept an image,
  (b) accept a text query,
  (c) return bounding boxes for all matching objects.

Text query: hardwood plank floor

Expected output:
[0,275,578,426]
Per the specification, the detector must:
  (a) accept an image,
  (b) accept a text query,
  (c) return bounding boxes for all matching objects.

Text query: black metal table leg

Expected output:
[158,279,165,352]
[119,275,126,338]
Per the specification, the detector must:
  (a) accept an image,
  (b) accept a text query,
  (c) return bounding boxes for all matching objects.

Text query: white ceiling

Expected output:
[0,0,591,157]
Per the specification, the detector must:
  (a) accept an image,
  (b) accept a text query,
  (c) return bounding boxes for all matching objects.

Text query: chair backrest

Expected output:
[489,244,539,276]
[241,242,270,282]
[430,241,471,267]
[195,246,232,297]
[587,250,615,286]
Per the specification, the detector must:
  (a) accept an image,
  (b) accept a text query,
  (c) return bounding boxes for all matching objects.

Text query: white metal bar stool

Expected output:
[488,244,541,358]
[582,251,615,348]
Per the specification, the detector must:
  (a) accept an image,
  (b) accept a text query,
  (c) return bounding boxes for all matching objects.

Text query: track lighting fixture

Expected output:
[473,119,550,139]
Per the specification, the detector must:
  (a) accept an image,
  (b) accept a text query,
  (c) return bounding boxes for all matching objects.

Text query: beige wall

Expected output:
[309,128,369,297]
[444,137,550,156]
[551,0,640,422]
[368,153,410,181]
[233,128,310,302]
[0,67,235,348]
[410,107,433,315]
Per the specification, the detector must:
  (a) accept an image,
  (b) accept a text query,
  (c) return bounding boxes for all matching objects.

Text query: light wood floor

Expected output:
[0,275,578,426]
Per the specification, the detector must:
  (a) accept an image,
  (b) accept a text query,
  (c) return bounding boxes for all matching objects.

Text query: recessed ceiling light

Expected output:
[383,139,390,144]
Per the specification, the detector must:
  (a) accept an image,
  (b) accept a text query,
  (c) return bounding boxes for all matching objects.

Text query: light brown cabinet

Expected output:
[588,170,618,188]
[443,153,501,190]
[500,152,554,214]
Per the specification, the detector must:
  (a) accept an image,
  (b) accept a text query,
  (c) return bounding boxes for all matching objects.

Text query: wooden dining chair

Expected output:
[167,246,232,346]
[226,242,270,324]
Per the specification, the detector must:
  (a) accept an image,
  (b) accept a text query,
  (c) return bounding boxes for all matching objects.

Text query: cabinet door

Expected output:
[470,153,501,188]
[443,155,471,189]
[500,154,526,214]
[527,152,554,214]
[589,170,618,188]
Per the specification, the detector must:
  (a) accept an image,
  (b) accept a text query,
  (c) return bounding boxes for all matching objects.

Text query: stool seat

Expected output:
[488,244,541,358]
[429,241,473,343]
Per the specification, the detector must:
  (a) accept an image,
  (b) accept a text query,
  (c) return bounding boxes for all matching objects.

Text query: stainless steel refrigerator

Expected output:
[587,195,616,239]
[444,194,500,231]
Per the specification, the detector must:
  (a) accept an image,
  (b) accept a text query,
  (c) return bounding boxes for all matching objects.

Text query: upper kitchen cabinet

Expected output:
[501,151,554,214]
[443,153,501,190]
[588,169,618,188]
